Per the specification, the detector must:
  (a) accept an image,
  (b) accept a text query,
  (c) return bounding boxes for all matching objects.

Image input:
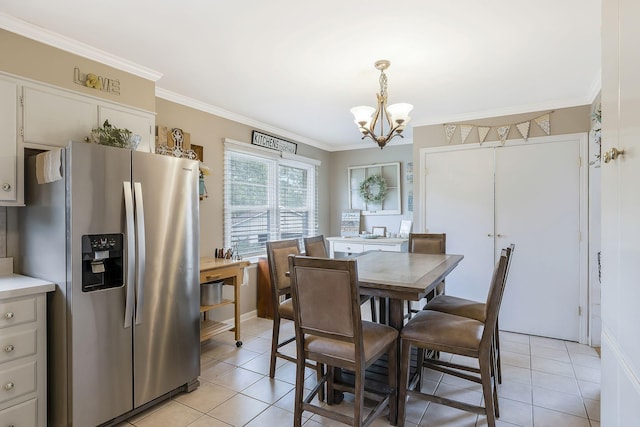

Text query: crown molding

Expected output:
[155,87,337,152]
[0,13,162,81]
[413,96,594,127]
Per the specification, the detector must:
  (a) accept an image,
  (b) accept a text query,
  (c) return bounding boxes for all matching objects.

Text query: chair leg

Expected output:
[388,344,398,425]
[406,300,412,320]
[479,351,496,427]
[495,319,502,384]
[397,339,412,427]
[269,314,281,378]
[354,365,365,427]
[316,362,325,402]
[293,349,306,427]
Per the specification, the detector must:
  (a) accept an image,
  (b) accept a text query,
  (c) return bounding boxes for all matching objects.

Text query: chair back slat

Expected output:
[288,256,361,345]
[304,235,328,258]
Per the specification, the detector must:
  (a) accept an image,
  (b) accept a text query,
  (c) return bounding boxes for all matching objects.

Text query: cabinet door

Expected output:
[424,147,495,302]
[496,140,583,341]
[99,106,154,153]
[0,78,17,202]
[22,86,97,146]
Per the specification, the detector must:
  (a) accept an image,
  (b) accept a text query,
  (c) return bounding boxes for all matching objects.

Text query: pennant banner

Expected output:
[460,125,473,144]
[534,113,550,135]
[477,126,490,145]
[445,125,457,144]
[442,112,551,146]
[516,121,531,141]
[497,125,510,145]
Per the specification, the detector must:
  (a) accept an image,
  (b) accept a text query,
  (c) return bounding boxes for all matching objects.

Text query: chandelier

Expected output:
[351,60,413,149]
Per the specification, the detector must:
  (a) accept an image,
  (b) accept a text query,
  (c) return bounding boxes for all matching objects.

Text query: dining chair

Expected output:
[423,243,515,383]
[303,235,378,323]
[397,248,511,427]
[266,239,323,379]
[288,255,398,427]
[405,233,447,319]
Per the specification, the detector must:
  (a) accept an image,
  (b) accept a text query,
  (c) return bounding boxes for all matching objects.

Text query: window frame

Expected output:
[223,139,319,258]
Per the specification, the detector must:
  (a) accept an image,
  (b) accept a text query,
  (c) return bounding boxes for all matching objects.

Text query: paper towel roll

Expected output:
[36,148,63,184]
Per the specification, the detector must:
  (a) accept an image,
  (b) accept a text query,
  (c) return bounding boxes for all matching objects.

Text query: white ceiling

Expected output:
[0,1,601,151]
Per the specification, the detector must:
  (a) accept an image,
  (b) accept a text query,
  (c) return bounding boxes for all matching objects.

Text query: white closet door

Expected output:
[495,141,582,341]
[424,147,495,302]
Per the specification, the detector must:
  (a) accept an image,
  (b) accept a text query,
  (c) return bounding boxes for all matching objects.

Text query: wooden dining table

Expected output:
[355,250,464,331]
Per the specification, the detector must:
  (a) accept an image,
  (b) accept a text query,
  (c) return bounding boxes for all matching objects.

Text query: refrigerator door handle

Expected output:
[123,182,135,329]
[134,182,146,325]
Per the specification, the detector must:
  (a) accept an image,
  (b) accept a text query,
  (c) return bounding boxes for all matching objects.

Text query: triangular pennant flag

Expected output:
[460,125,473,144]
[444,125,457,144]
[534,113,550,135]
[516,121,531,141]
[477,126,491,145]
[497,125,510,145]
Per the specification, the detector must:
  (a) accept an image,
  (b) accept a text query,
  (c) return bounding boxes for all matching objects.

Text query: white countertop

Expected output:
[0,273,56,300]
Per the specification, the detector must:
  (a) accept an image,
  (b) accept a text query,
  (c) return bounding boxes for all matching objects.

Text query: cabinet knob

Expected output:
[1,183,10,192]
[4,381,14,390]
[3,312,14,320]
[4,344,14,353]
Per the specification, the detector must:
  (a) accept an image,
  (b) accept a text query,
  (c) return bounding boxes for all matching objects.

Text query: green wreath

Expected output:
[359,174,388,204]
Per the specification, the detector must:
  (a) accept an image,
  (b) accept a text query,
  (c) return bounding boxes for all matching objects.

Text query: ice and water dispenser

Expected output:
[81,234,124,292]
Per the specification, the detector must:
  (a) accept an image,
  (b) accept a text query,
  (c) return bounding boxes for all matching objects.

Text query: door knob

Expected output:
[603,147,625,163]
[1,183,10,192]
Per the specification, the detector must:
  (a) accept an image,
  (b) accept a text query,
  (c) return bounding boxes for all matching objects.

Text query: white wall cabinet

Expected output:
[0,77,18,203]
[98,106,154,153]
[22,86,98,147]
[0,72,155,206]
[421,134,588,342]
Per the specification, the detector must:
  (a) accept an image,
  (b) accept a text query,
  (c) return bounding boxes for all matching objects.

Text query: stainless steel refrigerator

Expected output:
[17,141,200,426]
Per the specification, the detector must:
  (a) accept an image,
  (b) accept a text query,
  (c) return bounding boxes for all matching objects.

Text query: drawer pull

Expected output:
[4,344,14,353]
[4,381,14,390]
[3,312,14,320]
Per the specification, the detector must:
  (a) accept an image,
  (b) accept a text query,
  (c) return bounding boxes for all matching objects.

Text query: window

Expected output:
[224,140,318,257]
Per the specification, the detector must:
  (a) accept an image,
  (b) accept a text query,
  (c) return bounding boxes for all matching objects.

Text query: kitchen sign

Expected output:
[251,131,297,154]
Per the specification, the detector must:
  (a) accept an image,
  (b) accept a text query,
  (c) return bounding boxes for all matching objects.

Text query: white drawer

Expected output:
[362,243,402,252]
[333,242,364,253]
[0,328,37,364]
[0,397,37,427]
[0,361,36,405]
[0,297,36,330]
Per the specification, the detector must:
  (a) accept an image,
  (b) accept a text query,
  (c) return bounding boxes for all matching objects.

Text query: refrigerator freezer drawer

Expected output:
[0,360,36,405]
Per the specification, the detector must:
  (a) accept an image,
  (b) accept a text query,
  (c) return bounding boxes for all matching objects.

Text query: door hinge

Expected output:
[578,156,582,167]
[19,95,23,106]
[578,306,582,316]
[19,128,24,136]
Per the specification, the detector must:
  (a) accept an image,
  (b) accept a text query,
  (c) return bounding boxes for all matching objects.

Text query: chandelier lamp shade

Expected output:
[351,60,413,149]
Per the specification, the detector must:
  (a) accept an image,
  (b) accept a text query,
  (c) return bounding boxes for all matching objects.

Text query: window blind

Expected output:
[224,142,318,257]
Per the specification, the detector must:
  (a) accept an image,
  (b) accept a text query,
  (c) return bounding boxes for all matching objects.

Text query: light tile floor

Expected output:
[116,317,601,427]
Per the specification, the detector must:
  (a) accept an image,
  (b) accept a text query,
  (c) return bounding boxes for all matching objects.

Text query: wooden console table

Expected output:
[199,257,250,347]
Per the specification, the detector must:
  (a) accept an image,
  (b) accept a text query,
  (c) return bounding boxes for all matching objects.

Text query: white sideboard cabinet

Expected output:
[326,236,408,258]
